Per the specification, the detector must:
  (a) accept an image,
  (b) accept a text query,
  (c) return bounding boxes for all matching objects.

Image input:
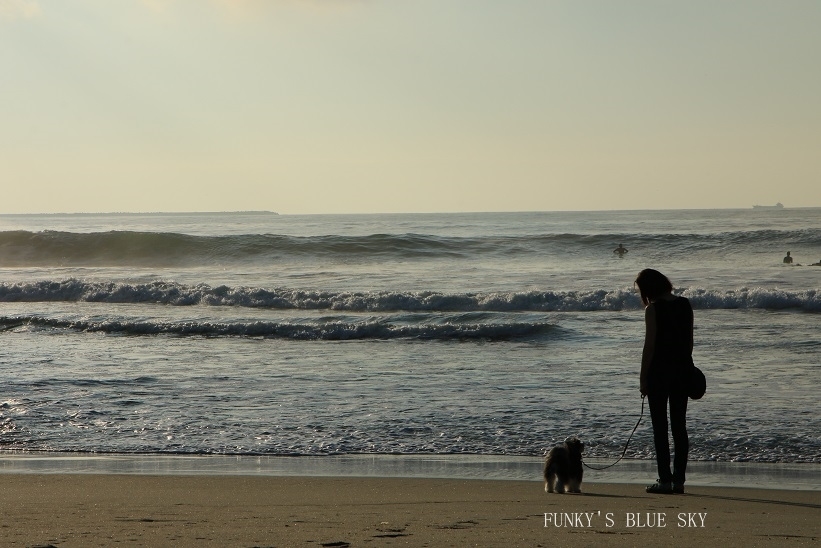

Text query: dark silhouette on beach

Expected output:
[636,268,693,495]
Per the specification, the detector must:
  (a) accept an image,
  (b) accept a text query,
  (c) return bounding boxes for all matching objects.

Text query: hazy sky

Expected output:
[2,0,819,214]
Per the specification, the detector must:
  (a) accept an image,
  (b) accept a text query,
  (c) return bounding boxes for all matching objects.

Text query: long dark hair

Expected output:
[635,269,673,306]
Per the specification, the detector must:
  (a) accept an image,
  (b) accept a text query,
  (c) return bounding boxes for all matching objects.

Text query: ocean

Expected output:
[1,209,820,471]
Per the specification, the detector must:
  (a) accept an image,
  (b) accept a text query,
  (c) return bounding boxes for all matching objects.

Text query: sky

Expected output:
[1,0,820,214]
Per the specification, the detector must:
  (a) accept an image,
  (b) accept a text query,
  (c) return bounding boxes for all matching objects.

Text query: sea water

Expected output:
[1,209,819,466]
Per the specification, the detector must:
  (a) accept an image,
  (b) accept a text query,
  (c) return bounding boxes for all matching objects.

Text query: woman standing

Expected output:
[635,269,693,494]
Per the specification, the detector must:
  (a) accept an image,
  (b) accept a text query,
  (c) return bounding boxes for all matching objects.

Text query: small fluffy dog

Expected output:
[543,437,584,494]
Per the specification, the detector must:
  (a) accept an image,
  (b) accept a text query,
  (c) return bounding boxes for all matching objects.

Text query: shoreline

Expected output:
[2,451,819,490]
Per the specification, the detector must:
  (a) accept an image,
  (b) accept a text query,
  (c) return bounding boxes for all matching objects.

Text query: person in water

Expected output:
[783,251,793,264]
[635,268,693,495]
[614,244,628,257]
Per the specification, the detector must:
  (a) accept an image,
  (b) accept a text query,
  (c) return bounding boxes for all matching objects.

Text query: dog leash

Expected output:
[582,395,645,471]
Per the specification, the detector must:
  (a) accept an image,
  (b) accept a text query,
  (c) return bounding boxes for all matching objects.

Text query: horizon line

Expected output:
[2,205,820,216]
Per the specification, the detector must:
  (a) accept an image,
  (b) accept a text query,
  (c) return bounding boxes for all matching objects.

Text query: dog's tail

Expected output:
[543,454,554,478]
[543,453,555,492]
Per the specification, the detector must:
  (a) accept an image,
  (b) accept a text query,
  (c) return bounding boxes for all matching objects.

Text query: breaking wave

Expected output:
[0,314,557,341]
[1,280,819,312]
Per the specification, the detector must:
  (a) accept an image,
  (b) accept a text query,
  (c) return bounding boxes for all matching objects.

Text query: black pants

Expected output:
[648,391,689,484]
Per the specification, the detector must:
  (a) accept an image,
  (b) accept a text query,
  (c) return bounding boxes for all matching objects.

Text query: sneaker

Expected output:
[673,483,685,494]
[646,481,673,494]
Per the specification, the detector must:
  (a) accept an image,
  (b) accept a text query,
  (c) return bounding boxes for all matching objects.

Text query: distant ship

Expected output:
[752,202,784,209]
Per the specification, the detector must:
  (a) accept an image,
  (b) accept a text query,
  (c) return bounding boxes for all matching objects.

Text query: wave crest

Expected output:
[1,281,819,312]
[3,228,820,265]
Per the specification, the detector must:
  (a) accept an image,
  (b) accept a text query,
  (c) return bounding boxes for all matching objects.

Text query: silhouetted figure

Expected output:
[614,244,628,258]
[635,268,693,495]
[783,251,793,264]
[811,259,821,266]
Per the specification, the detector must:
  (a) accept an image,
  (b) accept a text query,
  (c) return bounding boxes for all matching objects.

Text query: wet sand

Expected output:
[1,475,818,547]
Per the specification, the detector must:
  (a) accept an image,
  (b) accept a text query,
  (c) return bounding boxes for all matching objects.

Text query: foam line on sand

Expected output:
[2,452,819,490]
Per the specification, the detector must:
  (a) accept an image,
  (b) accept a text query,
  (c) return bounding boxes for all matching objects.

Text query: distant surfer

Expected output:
[614,244,628,258]
[811,259,821,266]
[783,251,793,264]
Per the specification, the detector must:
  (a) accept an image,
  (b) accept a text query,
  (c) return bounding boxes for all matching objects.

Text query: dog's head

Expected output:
[564,436,584,455]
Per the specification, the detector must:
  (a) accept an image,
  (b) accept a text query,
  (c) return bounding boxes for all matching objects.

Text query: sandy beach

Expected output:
[0,475,818,547]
